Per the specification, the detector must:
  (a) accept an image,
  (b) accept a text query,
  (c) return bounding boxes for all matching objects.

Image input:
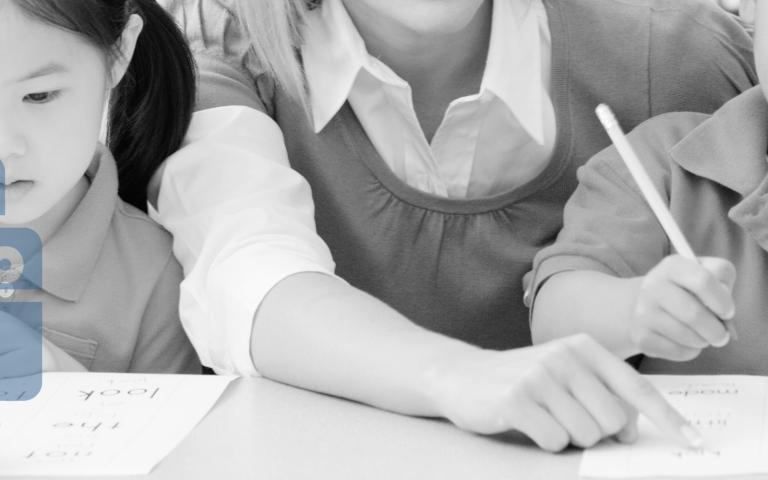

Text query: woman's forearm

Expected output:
[531,271,642,359]
[252,272,699,450]
[251,272,478,417]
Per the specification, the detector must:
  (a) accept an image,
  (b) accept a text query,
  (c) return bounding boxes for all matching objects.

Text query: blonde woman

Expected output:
[154,0,754,450]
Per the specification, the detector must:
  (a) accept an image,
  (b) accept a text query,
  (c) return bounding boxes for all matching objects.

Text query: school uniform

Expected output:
[5,149,200,373]
[158,0,755,375]
[531,86,768,374]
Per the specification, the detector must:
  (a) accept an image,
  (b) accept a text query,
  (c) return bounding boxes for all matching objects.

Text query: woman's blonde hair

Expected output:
[236,0,318,107]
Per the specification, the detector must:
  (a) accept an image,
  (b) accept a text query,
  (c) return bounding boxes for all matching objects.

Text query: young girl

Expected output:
[0,0,200,375]
[531,0,768,376]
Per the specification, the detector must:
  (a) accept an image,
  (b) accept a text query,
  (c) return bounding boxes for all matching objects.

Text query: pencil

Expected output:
[595,104,738,341]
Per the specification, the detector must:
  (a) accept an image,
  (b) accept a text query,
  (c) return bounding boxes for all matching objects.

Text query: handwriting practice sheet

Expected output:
[580,375,768,479]
[0,373,234,476]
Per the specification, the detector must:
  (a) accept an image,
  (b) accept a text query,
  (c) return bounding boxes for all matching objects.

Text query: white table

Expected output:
[13,376,768,479]
[18,377,580,479]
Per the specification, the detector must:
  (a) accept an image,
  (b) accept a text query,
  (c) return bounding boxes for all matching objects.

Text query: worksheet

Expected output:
[0,372,235,476]
[580,375,768,478]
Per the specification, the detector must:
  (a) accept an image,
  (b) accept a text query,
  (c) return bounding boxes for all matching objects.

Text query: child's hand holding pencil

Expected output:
[631,255,736,360]
[596,105,738,361]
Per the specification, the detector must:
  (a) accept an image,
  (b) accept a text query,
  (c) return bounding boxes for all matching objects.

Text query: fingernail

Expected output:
[713,334,730,348]
[681,425,704,448]
[723,307,735,320]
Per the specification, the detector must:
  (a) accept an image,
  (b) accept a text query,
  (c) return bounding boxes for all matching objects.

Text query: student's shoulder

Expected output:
[588,111,710,183]
[564,0,749,43]
[645,0,752,49]
[567,0,732,22]
[634,110,710,159]
[562,0,754,78]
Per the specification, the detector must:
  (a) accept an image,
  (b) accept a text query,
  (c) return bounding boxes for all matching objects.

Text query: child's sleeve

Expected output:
[159,0,272,113]
[528,128,675,310]
[129,254,201,374]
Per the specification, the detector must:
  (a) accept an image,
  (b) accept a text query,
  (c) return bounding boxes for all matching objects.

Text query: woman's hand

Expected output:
[630,256,736,361]
[425,334,699,452]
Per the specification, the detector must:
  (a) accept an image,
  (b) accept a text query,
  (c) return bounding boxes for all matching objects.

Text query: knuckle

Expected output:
[543,342,574,366]
[601,410,629,436]
[628,377,658,398]
[690,271,712,293]
[542,344,586,380]
[569,333,596,349]
[519,366,547,392]
[640,272,659,291]
[505,381,531,405]
[679,304,703,326]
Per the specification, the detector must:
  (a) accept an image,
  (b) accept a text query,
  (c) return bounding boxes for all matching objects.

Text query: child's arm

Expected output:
[532,257,734,361]
[532,271,643,359]
[529,121,735,361]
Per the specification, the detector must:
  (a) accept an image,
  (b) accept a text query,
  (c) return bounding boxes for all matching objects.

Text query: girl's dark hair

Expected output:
[12,0,196,211]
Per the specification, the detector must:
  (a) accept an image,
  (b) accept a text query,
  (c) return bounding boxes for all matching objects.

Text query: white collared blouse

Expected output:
[303,0,555,198]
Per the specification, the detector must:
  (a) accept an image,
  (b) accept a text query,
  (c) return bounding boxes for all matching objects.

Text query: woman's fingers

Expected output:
[530,367,603,448]
[505,401,570,453]
[556,357,641,445]
[564,362,631,438]
[431,337,696,450]
[615,406,640,444]
[565,335,702,448]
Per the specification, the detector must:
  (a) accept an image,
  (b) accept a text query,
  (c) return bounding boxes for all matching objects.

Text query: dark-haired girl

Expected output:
[0,0,199,373]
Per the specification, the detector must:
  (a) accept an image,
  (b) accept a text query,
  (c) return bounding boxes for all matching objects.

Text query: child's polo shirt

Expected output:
[2,148,200,373]
[531,86,768,375]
